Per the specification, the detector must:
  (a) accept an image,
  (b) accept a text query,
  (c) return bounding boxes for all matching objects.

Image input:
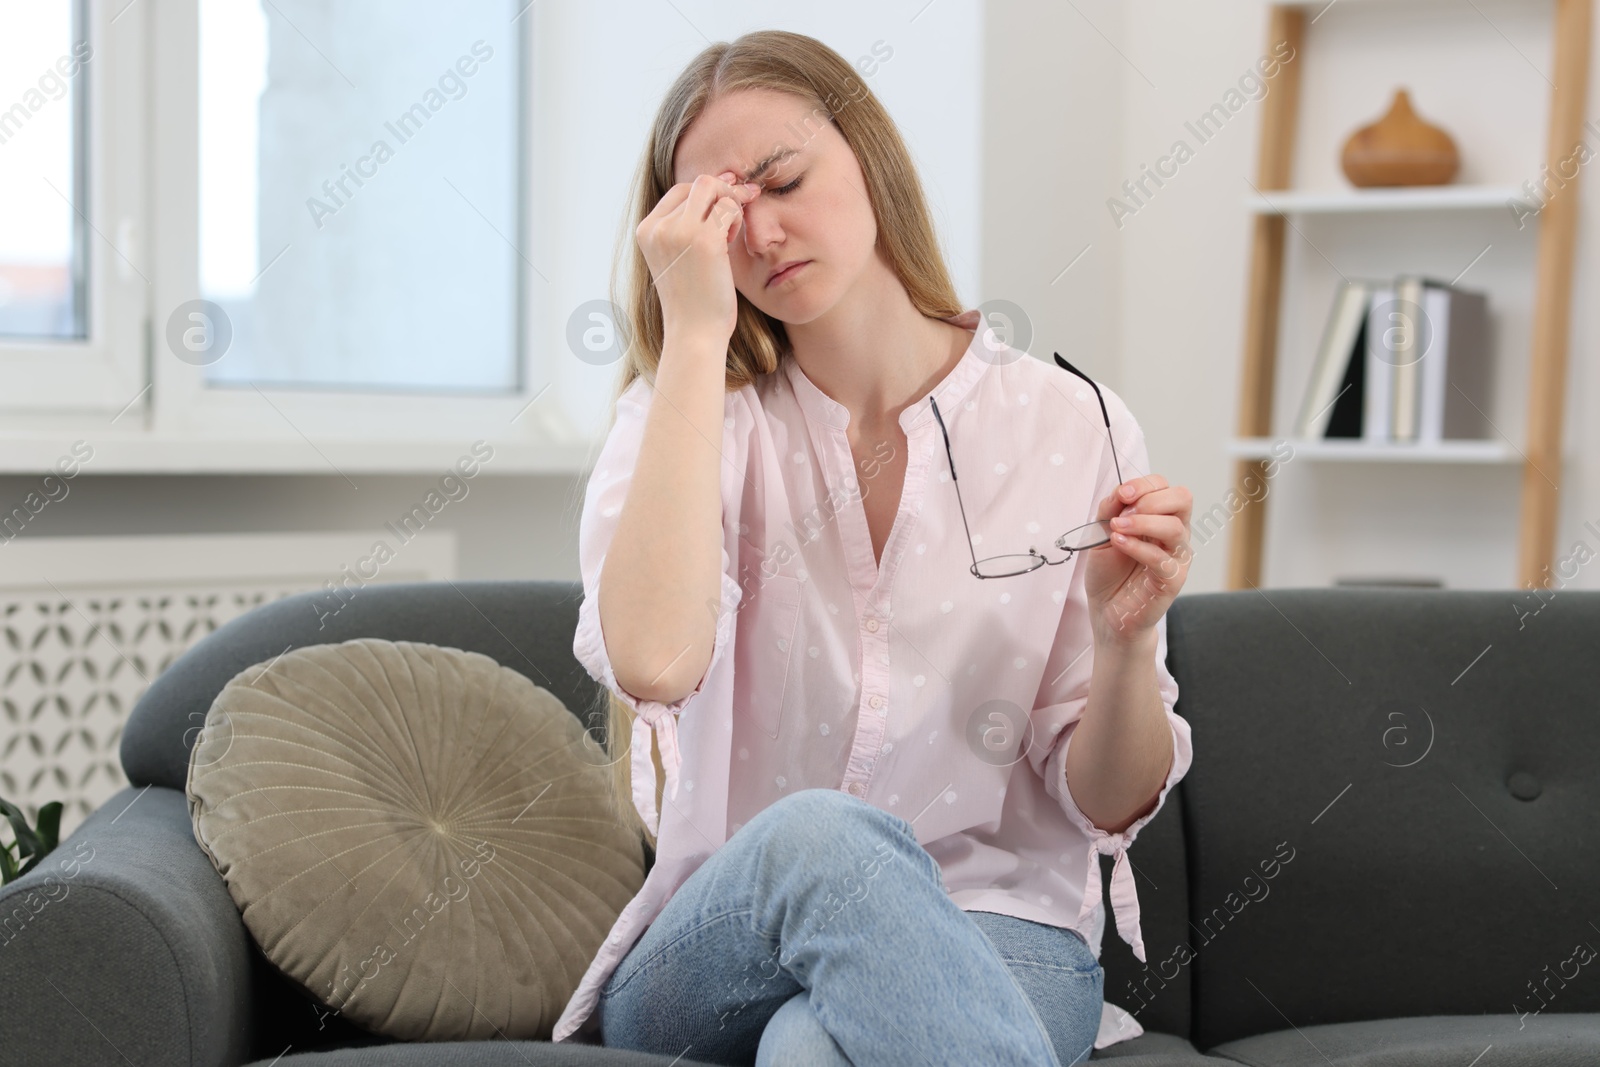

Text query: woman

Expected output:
[554,29,1195,1066]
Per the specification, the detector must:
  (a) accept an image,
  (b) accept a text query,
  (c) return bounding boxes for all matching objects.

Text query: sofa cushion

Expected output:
[186,638,646,1042]
[1088,1030,1236,1063]
[245,1041,720,1064]
[1163,589,1600,1048]
[1209,1011,1600,1066]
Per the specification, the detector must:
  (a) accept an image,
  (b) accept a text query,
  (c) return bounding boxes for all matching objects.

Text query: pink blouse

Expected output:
[552,309,1193,1049]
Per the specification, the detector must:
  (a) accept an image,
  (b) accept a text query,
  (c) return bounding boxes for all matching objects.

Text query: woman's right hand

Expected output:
[636,170,762,344]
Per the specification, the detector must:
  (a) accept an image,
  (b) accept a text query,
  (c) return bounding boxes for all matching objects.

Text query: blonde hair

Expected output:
[594,29,964,849]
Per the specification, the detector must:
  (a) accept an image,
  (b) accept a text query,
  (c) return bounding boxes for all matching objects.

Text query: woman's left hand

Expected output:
[1083,474,1193,644]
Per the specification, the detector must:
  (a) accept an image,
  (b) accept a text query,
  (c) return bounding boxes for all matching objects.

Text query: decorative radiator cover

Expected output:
[0,532,456,838]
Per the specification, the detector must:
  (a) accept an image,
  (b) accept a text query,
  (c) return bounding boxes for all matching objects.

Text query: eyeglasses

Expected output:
[929,352,1125,580]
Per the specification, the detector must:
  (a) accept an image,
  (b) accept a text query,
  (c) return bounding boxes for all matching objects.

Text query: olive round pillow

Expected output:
[185,638,644,1041]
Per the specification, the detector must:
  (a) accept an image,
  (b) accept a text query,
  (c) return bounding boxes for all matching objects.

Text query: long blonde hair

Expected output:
[594,29,964,849]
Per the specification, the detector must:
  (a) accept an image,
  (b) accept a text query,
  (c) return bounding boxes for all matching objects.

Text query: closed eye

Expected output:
[767,175,803,196]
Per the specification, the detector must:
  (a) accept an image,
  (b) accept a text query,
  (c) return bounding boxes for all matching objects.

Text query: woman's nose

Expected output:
[740,197,782,257]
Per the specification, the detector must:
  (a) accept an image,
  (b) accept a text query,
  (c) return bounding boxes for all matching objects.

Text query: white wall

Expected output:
[981,0,1125,391]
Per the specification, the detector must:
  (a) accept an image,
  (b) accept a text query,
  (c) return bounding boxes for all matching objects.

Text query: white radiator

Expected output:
[0,532,456,838]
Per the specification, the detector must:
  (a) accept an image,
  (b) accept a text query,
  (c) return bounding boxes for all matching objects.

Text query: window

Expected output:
[197,0,523,393]
[0,0,89,340]
[0,0,550,451]
[0,3,978,466]
[0,0,143,415]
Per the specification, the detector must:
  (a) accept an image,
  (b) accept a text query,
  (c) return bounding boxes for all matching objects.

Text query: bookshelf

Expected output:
[1226,0,1592,590]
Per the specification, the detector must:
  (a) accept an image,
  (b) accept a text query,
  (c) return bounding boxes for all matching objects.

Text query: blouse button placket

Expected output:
[846,605,892,796]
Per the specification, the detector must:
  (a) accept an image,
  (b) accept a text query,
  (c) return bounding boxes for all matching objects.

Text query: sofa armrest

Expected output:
[0,784,255,1067]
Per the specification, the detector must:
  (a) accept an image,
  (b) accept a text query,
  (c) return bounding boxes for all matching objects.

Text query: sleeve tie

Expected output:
[1075,833,1146,963]
[629,704,682,839]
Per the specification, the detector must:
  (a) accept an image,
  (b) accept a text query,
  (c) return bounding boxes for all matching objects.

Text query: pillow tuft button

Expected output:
[1507,771,1541,801]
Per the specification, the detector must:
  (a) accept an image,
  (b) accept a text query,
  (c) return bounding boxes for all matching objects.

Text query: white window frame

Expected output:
[2,0,590,474]
[0,0,146,415]
[149,0,565,440]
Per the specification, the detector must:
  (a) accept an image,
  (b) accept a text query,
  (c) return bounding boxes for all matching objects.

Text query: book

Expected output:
[1417,281,1491,441]
[1391,275,1426,441]
[1322,310,1367,439]
[1293,276,1493,443]
[1362,283,1396,442]
[1294,279,1373,438]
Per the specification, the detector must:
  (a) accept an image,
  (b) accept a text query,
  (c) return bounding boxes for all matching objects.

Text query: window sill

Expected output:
[0,428,601,476]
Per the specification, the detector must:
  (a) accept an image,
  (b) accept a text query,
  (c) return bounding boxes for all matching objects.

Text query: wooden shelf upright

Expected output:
[1226,0,1593,591]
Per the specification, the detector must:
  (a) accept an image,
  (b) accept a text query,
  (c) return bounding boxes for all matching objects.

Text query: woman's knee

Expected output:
[743,788,915,872]
[731,788,943,937]
[755,989,852,1067]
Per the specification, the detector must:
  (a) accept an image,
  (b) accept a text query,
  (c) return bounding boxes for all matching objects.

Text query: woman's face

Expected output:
[672,87,879,325]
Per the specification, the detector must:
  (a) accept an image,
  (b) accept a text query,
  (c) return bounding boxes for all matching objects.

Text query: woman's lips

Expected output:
[766,261,810,287]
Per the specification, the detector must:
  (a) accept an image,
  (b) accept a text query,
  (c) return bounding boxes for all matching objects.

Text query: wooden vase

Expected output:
[1340,88,1460,187]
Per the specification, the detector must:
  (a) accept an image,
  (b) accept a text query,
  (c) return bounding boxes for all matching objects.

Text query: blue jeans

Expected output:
[597,788,1104,1066]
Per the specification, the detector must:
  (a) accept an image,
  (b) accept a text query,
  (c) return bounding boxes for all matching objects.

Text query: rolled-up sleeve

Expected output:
[1025,385,1193,963]
[573,376,746,836]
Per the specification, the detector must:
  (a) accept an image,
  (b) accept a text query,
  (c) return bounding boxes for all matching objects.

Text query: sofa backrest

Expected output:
[1164,588,1600,1049]
[121,580,612,793]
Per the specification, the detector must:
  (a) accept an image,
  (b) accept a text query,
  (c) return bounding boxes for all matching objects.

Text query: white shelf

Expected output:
[1227,436,1518,463]
[1243,185,1529,215]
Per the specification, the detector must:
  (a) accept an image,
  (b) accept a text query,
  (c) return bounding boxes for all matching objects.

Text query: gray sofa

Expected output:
[1,581,1595,1066]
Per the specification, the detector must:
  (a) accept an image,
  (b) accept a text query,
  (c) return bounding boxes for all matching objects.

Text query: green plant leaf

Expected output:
[35,802,62,853]
[0,845,17,885]
[0,798,41,860]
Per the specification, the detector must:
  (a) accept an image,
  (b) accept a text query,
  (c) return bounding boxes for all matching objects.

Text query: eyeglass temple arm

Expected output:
[1053,352,1124,489]
[927,396,982,571]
